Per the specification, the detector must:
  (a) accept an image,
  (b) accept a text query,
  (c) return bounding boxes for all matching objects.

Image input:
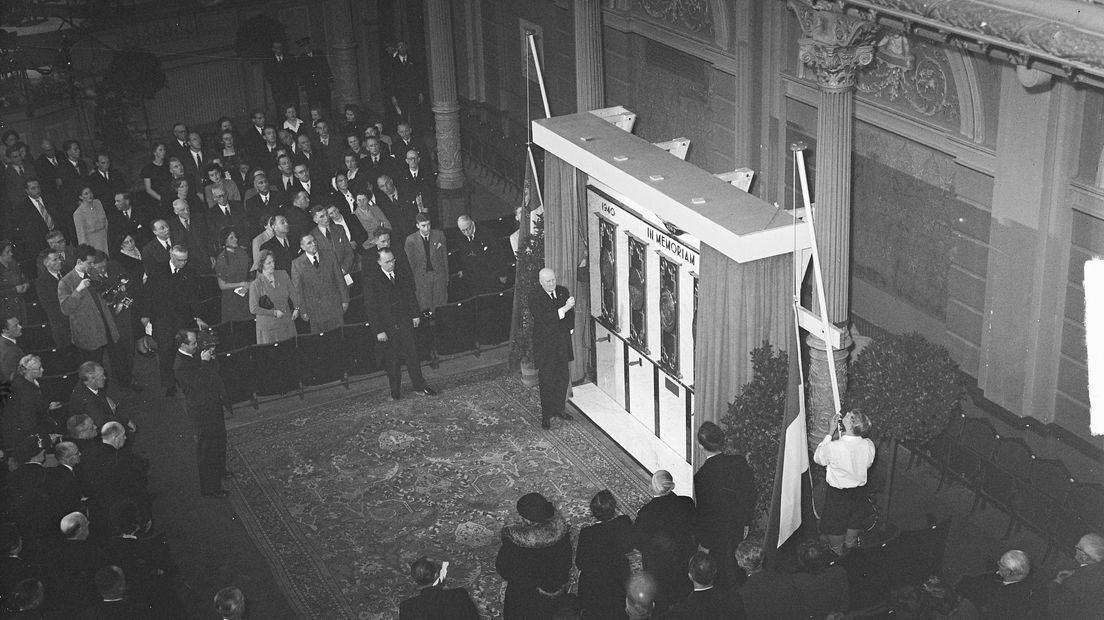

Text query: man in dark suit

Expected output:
[7,436,55,540]
[294,134,329,181]
[107,192,151,248]
[167,123,191,163]
[0,315,23,382]
[245,174,286,231]
[36,249,71,348]
[271,153,298,195]
[363,136,397,182]
[35,138,64,194]
[282,189,315,244]
[453,215,506,298]
[168,199,211,272]
[206,186,248,257]
[1049,534,1104,620]
[310,204,354,278]
[57,140,90,213]
[968,549,1046,620]
[391,121,422,159]
[398,557,479,620]
[259,215,297,273]
[363,248,436,401]
[4,144,37,207]
[243,109,269,155]
[661,551,746,620]
[46,441,84,527]
[141,220,173,275]
[290,162,317,201]
[374,174,417,243]
[69,361,134,431]
[181,132,209,193]
[86,154,125,204]
[79,422,150,535]
[529,267,575,429]
[694,421,756,591]
[11,179,63,264]
[173,328,231,498]
[263,40,299,108]
[395,147,436,224]
[290,233,348,334]
[314,120,343,169]
[142,245,208,396]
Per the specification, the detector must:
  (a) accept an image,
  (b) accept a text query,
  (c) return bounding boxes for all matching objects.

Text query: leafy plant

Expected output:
[720,342,789,531]
[102,47,166,100]
[509,212,544,365]
[847,332,965,445]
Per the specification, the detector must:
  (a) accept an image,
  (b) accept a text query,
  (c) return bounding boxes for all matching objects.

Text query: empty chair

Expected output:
[939,416,999,494]
[475,290,513,347]
[297,330,344,387]
[975,436,1034,535]
[432,301,477,356]
[216,346,256,406]
[1018,457,1074,560]
[341,322,377,377]
[252,340,299,397]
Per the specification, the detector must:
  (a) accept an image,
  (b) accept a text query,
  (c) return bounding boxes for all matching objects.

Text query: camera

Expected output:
[196,327,220,353]
[89,271,133,310]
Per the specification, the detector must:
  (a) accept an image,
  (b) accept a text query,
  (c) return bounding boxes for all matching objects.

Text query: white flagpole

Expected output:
[526,32,551,118]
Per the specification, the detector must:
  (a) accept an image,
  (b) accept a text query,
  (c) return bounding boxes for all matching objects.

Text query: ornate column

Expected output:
[424,0,464,191]
[326,0,361,113]
[789,0,878,443]
[574,0,605,111]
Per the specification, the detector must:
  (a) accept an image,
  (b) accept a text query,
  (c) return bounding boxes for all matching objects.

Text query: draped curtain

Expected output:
[693,244,794,466]
[543,153,590,382]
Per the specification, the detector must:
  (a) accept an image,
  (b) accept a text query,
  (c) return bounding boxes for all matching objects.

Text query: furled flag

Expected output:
[765,317,810,557]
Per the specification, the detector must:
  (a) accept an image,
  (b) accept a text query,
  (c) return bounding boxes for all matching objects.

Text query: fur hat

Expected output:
[516,492,555,523]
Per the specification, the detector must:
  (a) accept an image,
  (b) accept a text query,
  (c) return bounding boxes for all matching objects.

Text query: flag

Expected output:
[765,319,809,559]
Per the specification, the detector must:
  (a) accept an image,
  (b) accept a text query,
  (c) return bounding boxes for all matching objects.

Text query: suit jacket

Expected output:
[363,266,420,339]
[291,252,348,330]
[263,52,298,104]
[86,169,125,205]
[57,157,90,200]
[1,376,56,452]
[260,235,298,274]
[332,187,359,215]
[168,213,211,269]
[35,152,63,192]
[975,578,1046,620]
[3,161,37,206]
[395,166,436,207]
[1049,562,1104,620]
[140,237,173,275]
[58,269,119,351]
[243,124,268,157]
[312,224,354,276]
[36,269,70,348]
[363,154,398,186]
[173,350,228,428]
[694,453,756,544]
[44,464,83,526]
[398,585,480,620]
[69,383,128,429]
[295,149,329,181]
[0,335,23,382]
[635,492,697,607]
[107,203,152,248]
[206,201,249,256]
[659,587,746,620]
[528,285,574,369]
[454,227,506,295]
[374,187,418,242]
[143,261,203,330]
[317,135,344,170]
[405,230,449,310]
[10,196,63,262]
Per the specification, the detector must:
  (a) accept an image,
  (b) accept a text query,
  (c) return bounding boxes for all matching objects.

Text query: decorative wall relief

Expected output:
[634,0,714,38]
[628,235,648,352]
[659,256,680,375]
[599,218,619,330]
[856,34,961,131]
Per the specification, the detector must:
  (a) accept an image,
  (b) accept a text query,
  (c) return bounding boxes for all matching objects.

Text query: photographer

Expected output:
[172,328,231,498]
[58,245,140,392]
[813,409,876,557]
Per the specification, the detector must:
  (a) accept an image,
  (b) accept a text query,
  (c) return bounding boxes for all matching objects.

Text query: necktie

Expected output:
[34,198,54,229]
[15,166,22,176]
[262,194,269,205]
[103,171,109,181]
[312,256,319,269]
[162,240,169,251]
[182,218,189,230]
[387,272,394,282]
[466,234,473,243]
[320,228,328,240]
[194,151,202,167]
[550,291,556,301]
[223,207,230,218]
[281,239,287,249]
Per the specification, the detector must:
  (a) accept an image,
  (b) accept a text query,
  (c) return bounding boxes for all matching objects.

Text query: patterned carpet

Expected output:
[227,368,652,619]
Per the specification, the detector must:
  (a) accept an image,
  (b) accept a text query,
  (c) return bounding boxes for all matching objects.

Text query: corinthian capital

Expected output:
[788,0,879,91]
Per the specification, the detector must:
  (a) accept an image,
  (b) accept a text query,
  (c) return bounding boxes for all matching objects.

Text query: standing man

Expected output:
[291,233,348,334]
[528,267,575,430]
[454,215,506,297]
[58,245,136,390]
[310,204,353,280]
[143,245,207,396]
[264,40,298,111]
[11,179,61,264]
[36,249,70,349]
[812,409,876,556]
[363,248,436,401]
[0,315,23,382]
[694,420,756,590]
[174,329,231,498]
[404,213,448,313]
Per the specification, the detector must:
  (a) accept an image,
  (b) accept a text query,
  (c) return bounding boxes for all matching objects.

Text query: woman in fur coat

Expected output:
[495,492,573,620]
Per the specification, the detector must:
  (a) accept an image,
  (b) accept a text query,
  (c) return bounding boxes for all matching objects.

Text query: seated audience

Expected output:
[398,556,479,620]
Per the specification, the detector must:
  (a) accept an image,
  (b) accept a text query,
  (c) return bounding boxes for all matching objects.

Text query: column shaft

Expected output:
[424,0,464,189]
[327,0,360,113]
[574,0,605,112]
[814,87,854,323]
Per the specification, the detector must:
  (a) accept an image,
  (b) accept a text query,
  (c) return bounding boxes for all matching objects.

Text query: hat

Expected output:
[14,434,44,462]
[516,492,555,523]
[650,470,674,496]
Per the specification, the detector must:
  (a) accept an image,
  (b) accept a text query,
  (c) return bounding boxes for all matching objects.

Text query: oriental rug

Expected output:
[226,368,652,619]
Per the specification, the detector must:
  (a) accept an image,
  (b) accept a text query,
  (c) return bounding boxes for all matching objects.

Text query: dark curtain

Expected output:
[693,244,792,466]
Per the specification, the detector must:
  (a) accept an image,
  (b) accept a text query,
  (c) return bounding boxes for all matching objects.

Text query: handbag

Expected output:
[258,294,274,310]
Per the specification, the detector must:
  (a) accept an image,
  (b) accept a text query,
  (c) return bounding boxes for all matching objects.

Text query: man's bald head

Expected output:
[1077,533,1104,565]
[998,550,1030,582]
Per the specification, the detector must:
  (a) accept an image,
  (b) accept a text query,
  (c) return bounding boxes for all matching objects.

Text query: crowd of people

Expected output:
[0,32,521,616]
[404,420,1104,620]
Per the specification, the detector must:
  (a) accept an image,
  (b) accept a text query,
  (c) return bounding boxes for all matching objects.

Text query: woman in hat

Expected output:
[495,492,573,620]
